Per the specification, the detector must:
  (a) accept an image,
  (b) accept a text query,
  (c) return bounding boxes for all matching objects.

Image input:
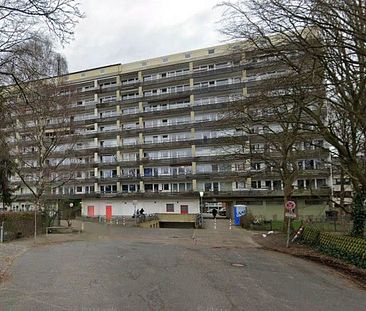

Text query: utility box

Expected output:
[233,205,247,225]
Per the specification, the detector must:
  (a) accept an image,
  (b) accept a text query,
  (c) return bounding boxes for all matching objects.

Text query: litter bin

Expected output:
[233,205,247,225]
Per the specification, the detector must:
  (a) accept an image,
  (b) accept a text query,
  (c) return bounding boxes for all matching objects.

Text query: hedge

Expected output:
[0,212,44,241]
[299,226,366,268]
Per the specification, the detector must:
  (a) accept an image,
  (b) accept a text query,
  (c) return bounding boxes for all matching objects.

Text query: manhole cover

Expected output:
[231,263,246,267]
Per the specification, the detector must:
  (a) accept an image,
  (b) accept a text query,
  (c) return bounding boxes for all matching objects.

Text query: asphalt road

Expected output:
[0,219,365,311]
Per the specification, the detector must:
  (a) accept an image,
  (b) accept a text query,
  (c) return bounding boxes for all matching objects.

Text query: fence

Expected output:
[0,212,44,242]
[299,226,366,268]
[79,214,159,226]
[302,215,356,235]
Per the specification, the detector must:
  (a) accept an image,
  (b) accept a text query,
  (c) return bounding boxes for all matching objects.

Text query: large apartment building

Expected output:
[7,43,331,218]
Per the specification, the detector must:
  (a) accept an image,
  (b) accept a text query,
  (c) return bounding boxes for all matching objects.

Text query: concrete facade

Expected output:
[81,198,199,217]
[6,41,332,220]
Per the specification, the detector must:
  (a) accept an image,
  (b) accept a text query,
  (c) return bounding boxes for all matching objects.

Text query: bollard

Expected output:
[0,221,4,243]
[229,219,232,230]
[81,222,84,232]
[122,217,126,226]
[214,218,217,230]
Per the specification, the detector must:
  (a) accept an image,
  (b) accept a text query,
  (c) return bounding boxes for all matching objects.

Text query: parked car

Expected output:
[218,207,226,216]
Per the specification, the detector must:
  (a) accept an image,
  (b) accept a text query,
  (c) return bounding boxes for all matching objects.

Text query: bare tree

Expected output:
[219,0,366,236]
[226,64,327,225]
[2,36,69,81]
[0,144,15,210]
[0,0,83,183]
[0,0,83,53]
[4,77,78,228]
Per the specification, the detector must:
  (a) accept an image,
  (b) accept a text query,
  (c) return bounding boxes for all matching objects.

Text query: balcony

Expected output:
[144,119,191,129]
[121,78,141,87]
[192,64,243,78]
[201,188,331,199]
[193,80,243,91]
[142,71,191,86]
[121,94,143,104]
[143,88,191,102]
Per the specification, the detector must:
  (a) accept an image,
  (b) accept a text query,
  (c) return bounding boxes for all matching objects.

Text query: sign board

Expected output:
[285,212,297,219]
[285,200,296,211]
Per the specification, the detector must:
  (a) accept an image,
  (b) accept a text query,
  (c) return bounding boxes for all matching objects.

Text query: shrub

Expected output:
[240,213,255,229]
[0,212,43,241]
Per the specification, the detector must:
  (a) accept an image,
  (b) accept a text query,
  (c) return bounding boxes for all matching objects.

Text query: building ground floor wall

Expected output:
[246,203,329,220]
[81,198,200,217]
[232,197,329,220]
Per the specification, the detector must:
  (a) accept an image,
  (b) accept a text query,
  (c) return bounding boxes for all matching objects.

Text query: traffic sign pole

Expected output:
[286,217,291,248]
[285,200,296,248]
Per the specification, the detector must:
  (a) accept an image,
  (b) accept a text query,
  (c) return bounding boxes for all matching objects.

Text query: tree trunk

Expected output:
[351,190,365,237]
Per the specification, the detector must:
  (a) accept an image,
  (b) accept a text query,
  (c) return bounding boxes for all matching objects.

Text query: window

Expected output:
[76,186,82,193]
[251,163,261,170]
[205,183,212,191]
[265,181,271,189]
[166,204,174,212]
[145,184,153,192]
[317,179,327,187]
[251,181,261,189]
[208,48,215,54]
[162,57,168,63]
[185,53,191,58]
[180,205,188,214]
[273,180,282,190]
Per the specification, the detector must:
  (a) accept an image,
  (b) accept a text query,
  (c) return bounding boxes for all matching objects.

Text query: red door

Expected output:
[106,205,112,221]
[180,205,188,215]
[87,206,94,217]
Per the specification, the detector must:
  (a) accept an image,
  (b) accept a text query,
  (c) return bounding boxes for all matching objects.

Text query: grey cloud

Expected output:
[61,0,223,72]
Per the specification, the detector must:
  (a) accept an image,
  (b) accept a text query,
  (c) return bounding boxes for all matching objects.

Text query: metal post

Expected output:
[34,206,37,243]
[133,200,137,226]
[199,191,204,214]
[286,218,291,248]
[0,221,4,243]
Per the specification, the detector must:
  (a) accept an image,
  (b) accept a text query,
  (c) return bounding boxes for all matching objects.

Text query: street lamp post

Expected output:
[68,203,74,227]
[199,191,204,214]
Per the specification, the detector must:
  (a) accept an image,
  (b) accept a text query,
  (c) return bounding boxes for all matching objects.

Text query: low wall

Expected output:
[0,212,43,241]
[248,203,328,220]
[139,220,160,228]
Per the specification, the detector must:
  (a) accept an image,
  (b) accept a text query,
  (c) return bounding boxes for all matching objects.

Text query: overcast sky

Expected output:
[61,0,226,73]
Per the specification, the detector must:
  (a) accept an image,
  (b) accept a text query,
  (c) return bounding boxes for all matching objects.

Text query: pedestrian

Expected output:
[212,208,218,219]
[140,208,145,221]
